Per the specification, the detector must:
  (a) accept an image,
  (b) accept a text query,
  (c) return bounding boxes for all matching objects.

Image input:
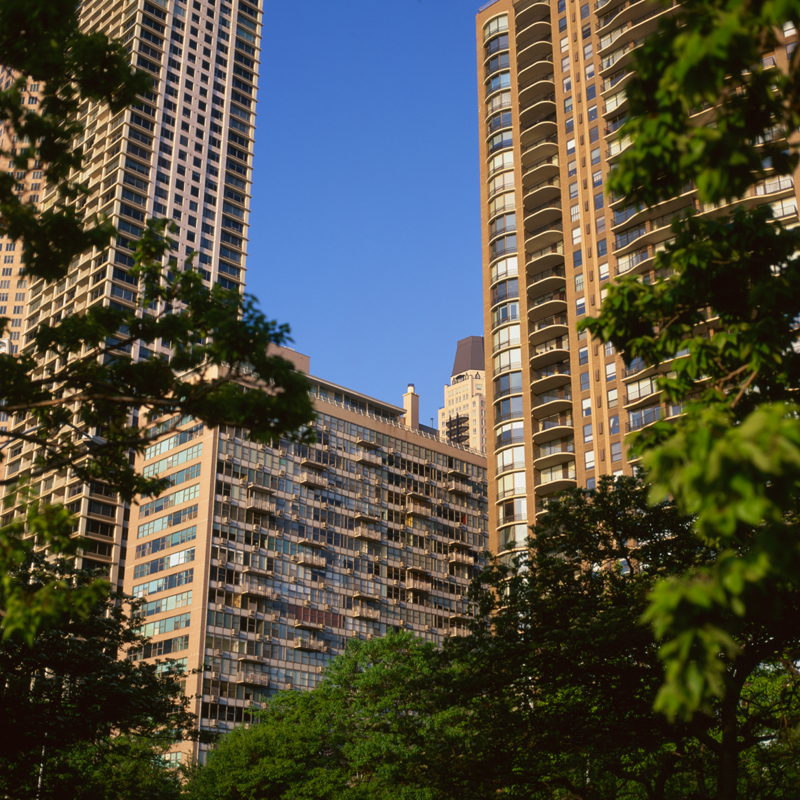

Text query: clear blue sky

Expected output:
[245,0,486,427]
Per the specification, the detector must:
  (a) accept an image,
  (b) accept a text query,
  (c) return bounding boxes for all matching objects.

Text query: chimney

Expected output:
[403,383,419,430]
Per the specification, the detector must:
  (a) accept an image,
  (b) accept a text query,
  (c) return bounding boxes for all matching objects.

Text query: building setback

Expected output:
[3,0,262,584]
[475,0,799,558]
[124,351,488,763]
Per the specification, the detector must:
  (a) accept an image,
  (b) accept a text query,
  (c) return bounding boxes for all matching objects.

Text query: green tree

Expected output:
[0,550,198,800]
[456,477,800,799]
[0,0,315,640]
[581,0,800,728]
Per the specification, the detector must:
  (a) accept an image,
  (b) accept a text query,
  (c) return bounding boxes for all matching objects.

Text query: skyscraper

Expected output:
[124,348,488,763]
[439,335,487,454]
[3,0,262,582]
[475,0,799,558]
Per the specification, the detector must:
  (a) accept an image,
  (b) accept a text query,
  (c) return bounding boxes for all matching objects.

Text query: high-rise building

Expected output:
[438,336,487,454]
[123,348,488,763]
[3,0,262,581]
[475,0,799,558]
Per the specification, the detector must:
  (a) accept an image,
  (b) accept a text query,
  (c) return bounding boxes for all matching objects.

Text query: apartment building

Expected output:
[438,335,487,454]
[123,350,488,763]
[476,0,799,557]
[3,0,262,580]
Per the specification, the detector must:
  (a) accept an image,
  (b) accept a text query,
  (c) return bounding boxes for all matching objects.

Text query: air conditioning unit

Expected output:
[290,576,297,583]
[303,599,311,607]
[346,568,353,575]
[391,599,398,605]
[210,670,220,680]
[324,603,331,611]
[221,453,230,461]
[219,432,228,440]
[367,633,374,640]
[209,720,219,727]
[292,513,299,521]
[316,666,324,674]
[222,516,230,524]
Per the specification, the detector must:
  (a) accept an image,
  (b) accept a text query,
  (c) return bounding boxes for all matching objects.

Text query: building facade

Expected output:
[3,0,262,581]
[123,352,488,763]
[476,0,799,557]
[438,336,487,454]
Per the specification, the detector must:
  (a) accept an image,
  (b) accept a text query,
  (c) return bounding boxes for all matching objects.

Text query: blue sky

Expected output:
[245,0,486,426]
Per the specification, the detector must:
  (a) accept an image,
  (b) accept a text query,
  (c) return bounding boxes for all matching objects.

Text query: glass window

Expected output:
[589,126,599,142]
[568,160,578,177]
[583,423,593,443]
[579,346,589,365]
[569,182,579,199]
[586,83,596,100]
[565,97,573,113]
[591,147,601,165]
[605,361,616,382]
[572,227,581,245]
[582,25,591,39]
[604,341,615,356]
[576,297,586,316]
[570,204,580,221]
[561,55,570,71]
[597,238,607,257]
[609,415,620,435]
[563,75,572,92]
[561,36,569,52]
[558,0,566,11]
[582,398,592,417]
[607,388,618,408]
[567,138,576,155]
[586,62,595,80]
[586,477,596,490]
[592,169,602,187]
[559,16,568,31]
[583,42,593,59]
[565,117,574,133]
[580,372,590,391]
[611,442,622,462]
[581,3,590,18]
[575,273,584,292]
[585,449,595,469]
[573,250,583,268]
[594,193,604,210]
[588,105,598,122]
[599,263,609,281]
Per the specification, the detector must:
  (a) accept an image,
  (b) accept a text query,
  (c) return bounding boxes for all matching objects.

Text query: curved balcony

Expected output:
[515,17,552,49]
[494,358,522,377]
[486,92,513,121]
[601,67,633,101]
[624,380,662,412]
[529,335,569,371]
[533,410,573,444]
[531,361,571,393]
[600,35,646,78]
[492,334,521,354]
[595,0,630,19]
[522,153,559,189]
[517,34,553,70]
[519,85,556,122]
[525,220,563,253]
[526,259,565,294]
[528,288,567,318]
[596,0,647,36]
[521,131,558,165]
[528,312,569,347]
[534,462,577,495]
[526,242,565,278]
[533,438,575,470]
[515,0,551,29]
[524,175,560,207]
[531,386,572,419]
[518,57,554,92]
[599,2,677,60]
[524,199,562,232]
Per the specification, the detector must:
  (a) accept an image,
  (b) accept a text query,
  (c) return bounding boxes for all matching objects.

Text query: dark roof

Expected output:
[451,336,485,378]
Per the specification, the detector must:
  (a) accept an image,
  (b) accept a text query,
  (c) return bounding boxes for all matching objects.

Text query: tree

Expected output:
[184,631,492,800]
[581,0,800,725]
[455,476,800,799]
[0,551,198,800]
[0,0,315,639]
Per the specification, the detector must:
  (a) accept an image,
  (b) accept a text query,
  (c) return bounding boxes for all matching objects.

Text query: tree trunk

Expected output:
[717,692,739,800]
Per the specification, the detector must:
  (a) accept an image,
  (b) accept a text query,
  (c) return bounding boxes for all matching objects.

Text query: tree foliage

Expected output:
[0,552,197,800]
[581,0,800,721]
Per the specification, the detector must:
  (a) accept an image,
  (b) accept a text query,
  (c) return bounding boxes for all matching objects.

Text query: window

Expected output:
[604,341,615,356]
[563,75,572,93]
[597,238,607,257]
[579,346,589,365]
[575,273,584,292]
[607,387,618,408]
[586,477,596,490]
[572,227,581,245]
[599,263,609,281]
[565,117,574,133]
[1,268,10,277]
[569,182,579,199]
[585,449,595,470]
[591,147,601,165]
[605,362,616,382]
[596,216,607,233]
[558,0,566,11]
[783,20,797,35]
[576,297,586,316]
[586,83,596,100]
[566,138,576,155]
[570,204,580,222]
[561,36,569,51]
[573,250,583,268]
[594,193,604,210]
[593,169,602,187]
[611,442,622,462]
[2,256,12,264]
[565,96,573,113]
[586,62,595,80]
[583,423,593,443]
[580,372,590,391]
[588,105,598,122]
[568,160,577,177]
[561,55,570,71]
[583,43,593,59]
[609,415,620,435]
[580,3,590,17]
[589,126,599,142]
[582,25,591,39]
[582,398,592,417]
[559,16,567,32]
